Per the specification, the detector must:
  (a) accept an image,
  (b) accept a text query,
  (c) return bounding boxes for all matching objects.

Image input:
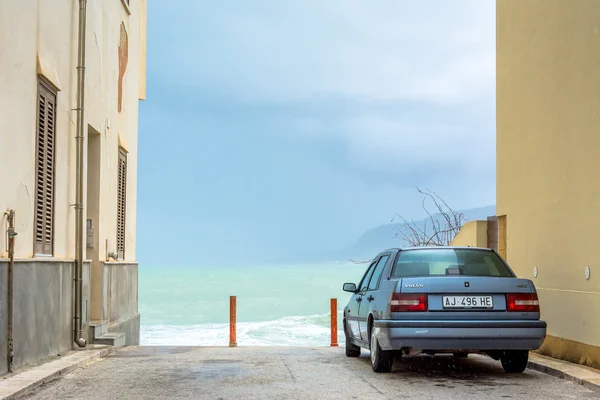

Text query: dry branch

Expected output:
[392,187,466,247]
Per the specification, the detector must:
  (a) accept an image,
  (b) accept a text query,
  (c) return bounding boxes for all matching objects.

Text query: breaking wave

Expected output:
[141,312,345,347]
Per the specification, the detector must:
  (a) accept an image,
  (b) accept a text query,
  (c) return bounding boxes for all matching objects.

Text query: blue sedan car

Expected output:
[342,247,546,373]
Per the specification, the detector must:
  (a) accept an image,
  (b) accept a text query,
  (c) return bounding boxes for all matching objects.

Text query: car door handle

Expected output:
[367,295,374,302]
[356,297,362,302]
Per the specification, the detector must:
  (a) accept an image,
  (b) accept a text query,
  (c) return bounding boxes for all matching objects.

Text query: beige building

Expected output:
[0,0,146,373]
[453,0,600,368]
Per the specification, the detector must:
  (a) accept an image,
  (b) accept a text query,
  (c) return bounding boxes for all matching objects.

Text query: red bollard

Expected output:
[330,298,338,347]
[229,296,237,347]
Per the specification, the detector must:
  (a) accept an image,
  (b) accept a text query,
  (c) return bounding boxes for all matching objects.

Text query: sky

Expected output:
[137,0,496,266]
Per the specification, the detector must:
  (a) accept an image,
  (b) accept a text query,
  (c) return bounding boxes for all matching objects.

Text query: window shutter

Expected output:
[34,80,56,256]
[117,148,127,259]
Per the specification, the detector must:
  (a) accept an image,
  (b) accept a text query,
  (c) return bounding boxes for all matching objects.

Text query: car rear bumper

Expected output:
[372,319,547,352]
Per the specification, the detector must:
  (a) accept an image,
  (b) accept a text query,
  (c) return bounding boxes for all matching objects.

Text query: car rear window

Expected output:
[391,248,514,278]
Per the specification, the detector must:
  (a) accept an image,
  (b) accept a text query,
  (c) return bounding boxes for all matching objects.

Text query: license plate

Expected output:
[442,295,493,309]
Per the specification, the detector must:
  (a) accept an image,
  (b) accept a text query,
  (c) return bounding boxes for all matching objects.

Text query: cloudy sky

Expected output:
[137,0,496,266]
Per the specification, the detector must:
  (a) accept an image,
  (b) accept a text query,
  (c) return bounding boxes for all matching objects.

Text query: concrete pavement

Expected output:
[0,345,113,400]
[529,353,600,391]
[15,346,600,400]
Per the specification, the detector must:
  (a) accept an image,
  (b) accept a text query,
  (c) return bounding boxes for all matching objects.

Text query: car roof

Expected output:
[379,246,494,254]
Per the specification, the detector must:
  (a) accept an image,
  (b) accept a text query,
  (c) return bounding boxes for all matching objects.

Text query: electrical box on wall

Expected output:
[86,219,94,249]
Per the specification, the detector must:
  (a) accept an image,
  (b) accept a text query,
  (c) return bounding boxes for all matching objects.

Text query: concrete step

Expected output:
[95,332,126,348]
[89,321,108,339]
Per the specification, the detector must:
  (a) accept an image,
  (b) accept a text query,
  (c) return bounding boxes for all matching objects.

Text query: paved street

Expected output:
[20,346,600,400]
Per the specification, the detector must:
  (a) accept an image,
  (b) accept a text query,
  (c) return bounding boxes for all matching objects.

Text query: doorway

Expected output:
[87,125,102,322]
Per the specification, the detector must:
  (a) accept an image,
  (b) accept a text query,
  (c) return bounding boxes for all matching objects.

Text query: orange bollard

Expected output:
[330,298,338,347]
[229,296,237,347]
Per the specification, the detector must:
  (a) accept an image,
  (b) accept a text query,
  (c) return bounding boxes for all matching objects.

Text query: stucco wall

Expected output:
[0,0,145,364]
[450,220,488,248]
[0,260,90,373]
[0,0,144,261]
[84,0,142,264]
[497,0,600,362]
[0,0,77,259]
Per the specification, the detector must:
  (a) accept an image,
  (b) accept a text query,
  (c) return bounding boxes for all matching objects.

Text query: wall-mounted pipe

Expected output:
[73,0,88,348]
[5,209,17,372]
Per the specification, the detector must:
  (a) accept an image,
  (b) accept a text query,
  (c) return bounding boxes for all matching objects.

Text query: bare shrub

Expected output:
[392,187,466,247]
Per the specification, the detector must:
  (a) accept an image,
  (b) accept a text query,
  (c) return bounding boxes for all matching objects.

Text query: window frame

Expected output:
[357,260,378,293]
[116,147,128,260]
[33,77,57,257]
[390,248,516,278]
[366,254,390,291]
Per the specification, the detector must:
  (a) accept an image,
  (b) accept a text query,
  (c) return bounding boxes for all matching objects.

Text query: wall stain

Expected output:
[118,22,128,113]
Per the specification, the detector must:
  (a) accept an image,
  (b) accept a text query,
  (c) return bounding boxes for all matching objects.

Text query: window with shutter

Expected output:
[34,79,57,256]
[117,148,127,259]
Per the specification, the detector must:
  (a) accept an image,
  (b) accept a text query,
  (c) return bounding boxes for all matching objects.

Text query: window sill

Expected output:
[121,0,131,15]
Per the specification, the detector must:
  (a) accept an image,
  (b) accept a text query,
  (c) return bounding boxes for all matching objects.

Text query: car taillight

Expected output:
[507,293,540,312]
[391,293,428,312]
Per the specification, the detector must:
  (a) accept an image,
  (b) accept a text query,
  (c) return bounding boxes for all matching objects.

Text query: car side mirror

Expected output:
[343,283,357,293]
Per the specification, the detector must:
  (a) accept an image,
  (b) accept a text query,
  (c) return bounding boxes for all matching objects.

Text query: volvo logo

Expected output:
[404,284,424,288]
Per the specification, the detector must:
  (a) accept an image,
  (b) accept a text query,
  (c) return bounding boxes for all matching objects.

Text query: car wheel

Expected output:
[344,320,360,357]
[370,328,393,373]
[501,350,529,373]
[453,352,469,358]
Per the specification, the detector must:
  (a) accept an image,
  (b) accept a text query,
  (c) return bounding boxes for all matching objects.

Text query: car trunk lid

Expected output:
[397,276,534,294]
[390,277,539,316]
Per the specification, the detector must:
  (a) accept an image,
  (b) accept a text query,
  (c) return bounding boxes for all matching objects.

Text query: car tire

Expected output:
[344,320,361,357]
[453,352,469,358]
[370,328,393,373]
[501,350,529,373]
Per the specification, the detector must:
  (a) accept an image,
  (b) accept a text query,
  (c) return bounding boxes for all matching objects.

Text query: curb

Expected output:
[0,346,114,400]
[528,354,600,392]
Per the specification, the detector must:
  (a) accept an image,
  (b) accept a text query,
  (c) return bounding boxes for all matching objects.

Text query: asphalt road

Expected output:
[20,346,600,400]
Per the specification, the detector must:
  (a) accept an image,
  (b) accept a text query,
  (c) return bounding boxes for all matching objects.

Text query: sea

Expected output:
[139,262,368,346]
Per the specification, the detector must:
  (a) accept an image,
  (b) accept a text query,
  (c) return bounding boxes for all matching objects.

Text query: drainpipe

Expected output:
[5,209,16,372]
[73,0,88,348]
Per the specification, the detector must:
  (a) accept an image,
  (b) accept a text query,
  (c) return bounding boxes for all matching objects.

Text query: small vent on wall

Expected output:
[86,219,94,249]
